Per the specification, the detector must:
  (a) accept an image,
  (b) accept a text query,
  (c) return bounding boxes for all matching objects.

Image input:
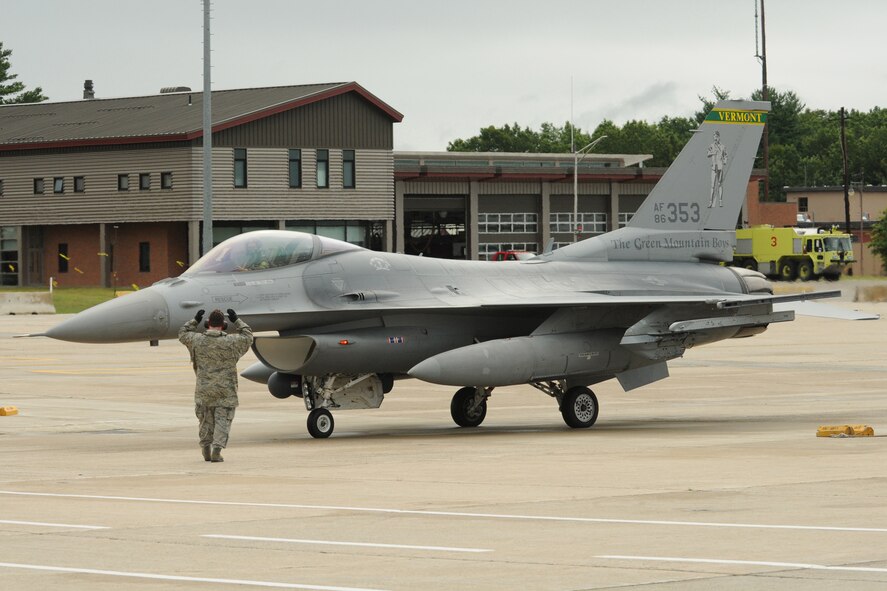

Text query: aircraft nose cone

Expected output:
[408,357,443,384]
[45,289,170,343]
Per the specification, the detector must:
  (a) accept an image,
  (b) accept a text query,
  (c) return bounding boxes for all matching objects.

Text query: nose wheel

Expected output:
[561,386,599,428]
[307,408,334,438]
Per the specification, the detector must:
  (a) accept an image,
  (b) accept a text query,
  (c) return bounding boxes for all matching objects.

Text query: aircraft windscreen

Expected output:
[184,231,317,274]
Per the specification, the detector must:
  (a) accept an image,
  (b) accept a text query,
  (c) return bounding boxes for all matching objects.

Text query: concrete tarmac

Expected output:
[1,300,886,590]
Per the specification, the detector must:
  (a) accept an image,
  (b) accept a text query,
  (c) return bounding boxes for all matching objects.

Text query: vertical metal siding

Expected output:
[212,93,394,150]
[201,147,394,221]
[0,147,197,224]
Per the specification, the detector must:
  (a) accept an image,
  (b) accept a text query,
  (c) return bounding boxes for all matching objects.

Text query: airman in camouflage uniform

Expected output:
[179,308,253,462]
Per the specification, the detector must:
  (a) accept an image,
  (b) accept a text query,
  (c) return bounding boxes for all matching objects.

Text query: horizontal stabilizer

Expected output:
[773,301,880,321]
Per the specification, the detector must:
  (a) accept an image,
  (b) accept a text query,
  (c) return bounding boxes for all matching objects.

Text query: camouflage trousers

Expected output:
[195,404,236,448]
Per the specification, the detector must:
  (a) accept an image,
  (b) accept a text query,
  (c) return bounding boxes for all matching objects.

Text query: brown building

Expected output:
[0,82,403,287]
[785,186,887,276]
[0,82,773,286]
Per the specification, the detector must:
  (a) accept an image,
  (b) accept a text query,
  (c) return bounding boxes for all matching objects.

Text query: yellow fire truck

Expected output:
[733,226,854,281]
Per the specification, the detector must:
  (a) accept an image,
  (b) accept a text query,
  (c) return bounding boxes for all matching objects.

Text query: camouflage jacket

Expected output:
[178,318,254,407]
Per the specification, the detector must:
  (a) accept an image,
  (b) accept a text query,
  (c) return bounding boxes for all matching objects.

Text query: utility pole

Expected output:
[758,0,769,201]
[841,107,851,234]
[202,0,213,256]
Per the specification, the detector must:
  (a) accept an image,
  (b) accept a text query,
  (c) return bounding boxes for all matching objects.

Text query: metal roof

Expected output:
[395,151,652,168]
[0,82,403,151]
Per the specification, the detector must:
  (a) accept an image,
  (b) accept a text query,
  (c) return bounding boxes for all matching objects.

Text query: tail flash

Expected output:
[629,100,769,231]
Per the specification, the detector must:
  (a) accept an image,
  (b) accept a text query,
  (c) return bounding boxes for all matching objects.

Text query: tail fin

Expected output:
[629,99,769,231]
[546,99,769,263]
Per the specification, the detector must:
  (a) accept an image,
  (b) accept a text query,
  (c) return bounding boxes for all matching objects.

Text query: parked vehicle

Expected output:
[490,251,535,261]
[733,225,853,281]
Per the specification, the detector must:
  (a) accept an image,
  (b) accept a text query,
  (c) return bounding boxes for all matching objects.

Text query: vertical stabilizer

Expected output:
[629,100,769,231]
[548,100,769,263]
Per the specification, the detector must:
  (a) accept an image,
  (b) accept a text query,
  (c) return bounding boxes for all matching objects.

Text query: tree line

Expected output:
[448,87,887,203]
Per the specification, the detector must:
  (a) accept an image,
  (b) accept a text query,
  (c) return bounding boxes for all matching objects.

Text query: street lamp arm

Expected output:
[572,134,608,243]
[575,135,608,162]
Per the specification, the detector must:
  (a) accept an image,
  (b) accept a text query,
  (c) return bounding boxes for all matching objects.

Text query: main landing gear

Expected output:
[560,386,599,428]
[531,381,600,429]
[449,382,600,430]
[450,386,491,427]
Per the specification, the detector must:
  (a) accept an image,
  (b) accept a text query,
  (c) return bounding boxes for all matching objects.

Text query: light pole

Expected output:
[573,135,607,242]
[849,177,865,274]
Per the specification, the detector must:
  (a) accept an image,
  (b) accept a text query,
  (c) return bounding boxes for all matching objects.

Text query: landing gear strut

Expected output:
[450,386,490,427]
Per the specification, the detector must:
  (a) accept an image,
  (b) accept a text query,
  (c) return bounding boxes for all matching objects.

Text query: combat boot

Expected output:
[201,445,211,462]
[210,446,224,462]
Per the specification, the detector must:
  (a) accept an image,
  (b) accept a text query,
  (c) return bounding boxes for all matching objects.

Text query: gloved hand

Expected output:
[226,309,238,323]
[194,309,205,323]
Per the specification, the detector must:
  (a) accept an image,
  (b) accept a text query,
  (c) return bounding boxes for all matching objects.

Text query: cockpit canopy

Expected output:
[184,230,362,275]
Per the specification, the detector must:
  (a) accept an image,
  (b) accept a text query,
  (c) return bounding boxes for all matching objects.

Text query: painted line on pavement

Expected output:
[203,533,491,553]
[0,562,389,591]
[596,555,887,574]
[0,519,108,530]
[32,367,185,376]
[2,490,887,534]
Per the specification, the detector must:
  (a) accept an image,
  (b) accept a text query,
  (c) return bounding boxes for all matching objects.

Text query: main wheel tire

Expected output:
[450,386,487,427]
[778,261,796,281]
[797,260,815,281]
[561,387,599,429]
[824,273,841,282]
[307,408,334,438]
[743,259,757,271]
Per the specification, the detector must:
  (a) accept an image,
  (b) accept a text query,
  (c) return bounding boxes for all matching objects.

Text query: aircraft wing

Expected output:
[475,289,843,310]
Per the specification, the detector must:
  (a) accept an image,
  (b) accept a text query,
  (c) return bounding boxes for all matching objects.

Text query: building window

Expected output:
[285,220,374,247]
[161,171,173,189]
[343,150,355,189]
[798,197,808,212]
[34,178,45,194]
[139,173,151,190]
[288,149,302,188]
[549,212,607,235]
[618,212,634,228]
[0,179,4,196]
[234,148,247,188]
[53,177,64,193]
[74,176,85,193]
[0,226,18,286]
[478,213,538,234]
[58,243,69,273]
[139,242,150,272]
[316,149,329,188]
[118,174,129,191]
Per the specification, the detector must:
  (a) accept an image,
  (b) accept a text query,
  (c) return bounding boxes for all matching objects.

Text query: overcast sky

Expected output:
[2,0,884,151]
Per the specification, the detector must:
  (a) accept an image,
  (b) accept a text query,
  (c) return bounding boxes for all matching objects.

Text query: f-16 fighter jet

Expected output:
[34,100,874,437]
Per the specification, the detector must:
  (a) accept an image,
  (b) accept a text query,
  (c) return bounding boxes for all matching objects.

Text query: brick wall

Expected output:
[745,184,798,227]
[44,224,101,287]
[42,222,188,287]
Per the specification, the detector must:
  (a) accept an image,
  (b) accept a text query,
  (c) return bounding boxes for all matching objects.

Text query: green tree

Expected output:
[694,86,732,124]
[589,115,694,167]
[445,87,887,198]
[0,41,47,104]
[870,209,887,271]
[447,121,590,153]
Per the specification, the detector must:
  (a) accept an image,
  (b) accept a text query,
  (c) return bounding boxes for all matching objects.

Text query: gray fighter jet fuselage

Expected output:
[36,99,865,438]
